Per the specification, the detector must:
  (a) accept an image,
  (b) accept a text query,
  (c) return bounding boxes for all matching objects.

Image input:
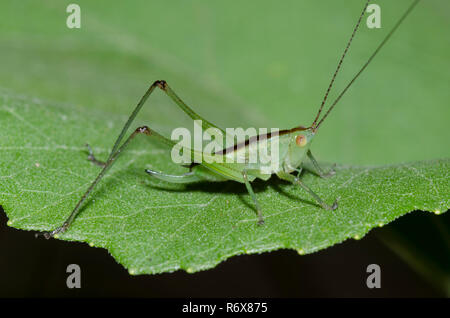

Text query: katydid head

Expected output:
[282,127,315,172]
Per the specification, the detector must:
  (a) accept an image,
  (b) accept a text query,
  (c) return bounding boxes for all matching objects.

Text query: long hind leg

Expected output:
[38,126,175,239]
[38,80,225,239]
[86,80,228,167]
[106,80,228,161]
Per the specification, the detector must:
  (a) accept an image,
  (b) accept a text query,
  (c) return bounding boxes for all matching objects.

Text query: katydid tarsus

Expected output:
[38,0,421,239]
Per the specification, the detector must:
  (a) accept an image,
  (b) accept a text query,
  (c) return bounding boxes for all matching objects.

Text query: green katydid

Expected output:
[38,0,421,239]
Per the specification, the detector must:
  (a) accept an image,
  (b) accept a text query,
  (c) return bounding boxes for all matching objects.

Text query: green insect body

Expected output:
[38,0,421,239]
[156,126,315,183]
[147,124,324,225]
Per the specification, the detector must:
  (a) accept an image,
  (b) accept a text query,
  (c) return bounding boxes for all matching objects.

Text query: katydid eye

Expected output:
[296,134,307,147]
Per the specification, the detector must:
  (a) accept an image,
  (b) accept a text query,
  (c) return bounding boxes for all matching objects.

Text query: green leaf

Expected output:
[0,0,449,274]
[1,91,448,274]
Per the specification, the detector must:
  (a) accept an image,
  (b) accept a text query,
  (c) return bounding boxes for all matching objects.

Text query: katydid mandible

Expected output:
[38,0,421,239]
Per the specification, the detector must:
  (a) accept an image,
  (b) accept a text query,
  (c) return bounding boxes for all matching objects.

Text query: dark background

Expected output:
[1,205,448,298]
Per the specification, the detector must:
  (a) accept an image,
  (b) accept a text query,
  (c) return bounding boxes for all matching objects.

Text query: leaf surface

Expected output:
[0,0,449,274]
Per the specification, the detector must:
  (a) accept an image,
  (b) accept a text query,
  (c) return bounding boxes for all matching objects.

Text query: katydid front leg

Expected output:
[307,150,336,178]
[276,171,338,210]
[242,170,265,225]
